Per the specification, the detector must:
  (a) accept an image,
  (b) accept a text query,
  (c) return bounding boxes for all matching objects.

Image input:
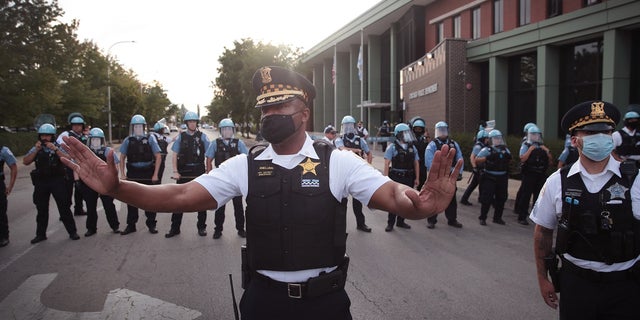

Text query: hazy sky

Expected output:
[57,0,380,114]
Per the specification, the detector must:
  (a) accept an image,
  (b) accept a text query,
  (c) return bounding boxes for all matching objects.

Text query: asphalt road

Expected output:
[0,129,557,319]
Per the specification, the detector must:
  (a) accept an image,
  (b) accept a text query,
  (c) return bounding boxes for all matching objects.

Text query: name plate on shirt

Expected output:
[257,165,275,177]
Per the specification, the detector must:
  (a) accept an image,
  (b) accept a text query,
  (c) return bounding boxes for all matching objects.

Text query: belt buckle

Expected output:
[287,283,302,299]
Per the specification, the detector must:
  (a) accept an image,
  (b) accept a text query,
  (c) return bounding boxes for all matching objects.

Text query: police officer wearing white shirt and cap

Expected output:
[322,125,337,143]
[61,65,461,320]
[531,100,640,319]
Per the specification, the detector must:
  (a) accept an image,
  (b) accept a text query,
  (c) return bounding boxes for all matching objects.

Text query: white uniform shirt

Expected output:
[195,134,390,282]
[530,156,640,272]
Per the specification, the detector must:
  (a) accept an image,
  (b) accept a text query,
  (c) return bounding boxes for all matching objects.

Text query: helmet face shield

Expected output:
[220,126,235,139]
[527,132,542,144]
[131,124,145,137]
[435,127,448,138]
[89,137,103,150]
[491,136,505,146]
[341,123,356,136]
[398,130,417,144]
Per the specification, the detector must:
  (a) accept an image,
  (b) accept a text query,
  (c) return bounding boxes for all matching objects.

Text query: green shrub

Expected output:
[0,132,38,156]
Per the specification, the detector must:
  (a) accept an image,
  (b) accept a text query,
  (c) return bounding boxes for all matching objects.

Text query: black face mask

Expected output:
[626,121,639,130]
[346,132,355,139]
[260,111,302,144]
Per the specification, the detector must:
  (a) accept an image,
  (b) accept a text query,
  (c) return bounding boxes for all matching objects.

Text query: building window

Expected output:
[584,0,601,6]
[548,0,562,18]
[453,15,461,38]
[519,0,531,26]
[436,22,444,44]
[472,7,481,39]
[494,0,504,33]
[558,39,603,136]
[508,53,537,135]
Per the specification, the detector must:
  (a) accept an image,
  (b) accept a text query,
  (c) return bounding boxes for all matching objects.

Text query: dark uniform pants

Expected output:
[170,165,207,231]
[126,167,157,229]
[479,173,508,221]
[33,176,77,236]
[214,196,244,232]
[351,198,366,227]
[388,172,414,225]
[80,182,120,232]
[239,281,352,320]
[515,171,546,220]
[559,266,640,320]
[0,182,8,239]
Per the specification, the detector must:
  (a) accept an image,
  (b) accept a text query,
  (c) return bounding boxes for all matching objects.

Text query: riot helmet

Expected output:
[527,125,543,144]
[434,121,448,139]
[219,118,235,139]
[341,115,357,139]
[88,127,105,150]
[130,114,147,137]
[488,129,505,147]
[394,123,416,144]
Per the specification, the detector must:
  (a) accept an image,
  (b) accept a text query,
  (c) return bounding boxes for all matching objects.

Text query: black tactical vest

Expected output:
[342,136,363,149]
[433,138,458,167]
[484,146,511,172]
[246,140,348,271]
[177,131,205,168]
[68,130,87,143]
[616,129,640,156]
[214,138,239,167]
[94,147,107,162]
[126,136,153,163]
[560,166,640,264]
[156,134,168,161]
[522,143,549,173]
[34,148,65,177]
[391,141,415,170]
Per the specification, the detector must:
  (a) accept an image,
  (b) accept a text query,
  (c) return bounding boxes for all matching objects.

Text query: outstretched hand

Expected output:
[406,144,462,214]
[60,136,120,196]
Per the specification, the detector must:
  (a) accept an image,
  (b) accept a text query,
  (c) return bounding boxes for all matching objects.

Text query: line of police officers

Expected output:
[12,111,249,244]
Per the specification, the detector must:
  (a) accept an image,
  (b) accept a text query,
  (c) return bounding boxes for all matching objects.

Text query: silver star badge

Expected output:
[607,182,628,200]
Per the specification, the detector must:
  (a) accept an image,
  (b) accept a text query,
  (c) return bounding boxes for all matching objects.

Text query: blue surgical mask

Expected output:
[579,133,613,162]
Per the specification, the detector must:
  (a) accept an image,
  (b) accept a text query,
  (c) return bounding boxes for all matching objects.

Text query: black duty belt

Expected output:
[250,259,349,299]
[561,258,636,283]
[390,169,414,177]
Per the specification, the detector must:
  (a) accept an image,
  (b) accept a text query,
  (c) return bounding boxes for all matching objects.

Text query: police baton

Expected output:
[229,274,240,320]
[467,170,474,184]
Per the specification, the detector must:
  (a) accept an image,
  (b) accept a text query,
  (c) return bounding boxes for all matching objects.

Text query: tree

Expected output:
[0,0,79,126]
[208,39,303,132]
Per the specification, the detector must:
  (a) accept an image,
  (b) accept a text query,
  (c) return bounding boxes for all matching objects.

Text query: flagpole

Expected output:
[333,45,338,127]
[359,28,364,125]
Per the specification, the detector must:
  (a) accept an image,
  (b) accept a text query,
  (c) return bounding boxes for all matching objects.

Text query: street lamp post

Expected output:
[107,40,135,146]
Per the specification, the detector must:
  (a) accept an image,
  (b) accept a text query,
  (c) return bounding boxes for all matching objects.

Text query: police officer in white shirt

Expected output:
[531,100,640,319]
[61,66,462,320]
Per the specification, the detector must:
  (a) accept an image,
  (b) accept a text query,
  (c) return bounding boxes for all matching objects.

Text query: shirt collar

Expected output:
[255,133,319,161]
[567,155,620,178]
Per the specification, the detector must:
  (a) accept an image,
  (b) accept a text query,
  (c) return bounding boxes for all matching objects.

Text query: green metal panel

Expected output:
[313,65,325,131]
[489,56,508,131]
[602,29,631,110]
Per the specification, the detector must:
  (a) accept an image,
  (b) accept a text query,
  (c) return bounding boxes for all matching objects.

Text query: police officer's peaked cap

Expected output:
[561,100,620,134]
[324,125,336,134]
[252,66,316,108]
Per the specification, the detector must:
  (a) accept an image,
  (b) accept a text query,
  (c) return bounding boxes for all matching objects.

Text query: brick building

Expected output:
[302,0,640,137]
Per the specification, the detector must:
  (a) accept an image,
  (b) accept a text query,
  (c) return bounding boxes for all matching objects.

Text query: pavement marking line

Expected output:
[0,273,203,320]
